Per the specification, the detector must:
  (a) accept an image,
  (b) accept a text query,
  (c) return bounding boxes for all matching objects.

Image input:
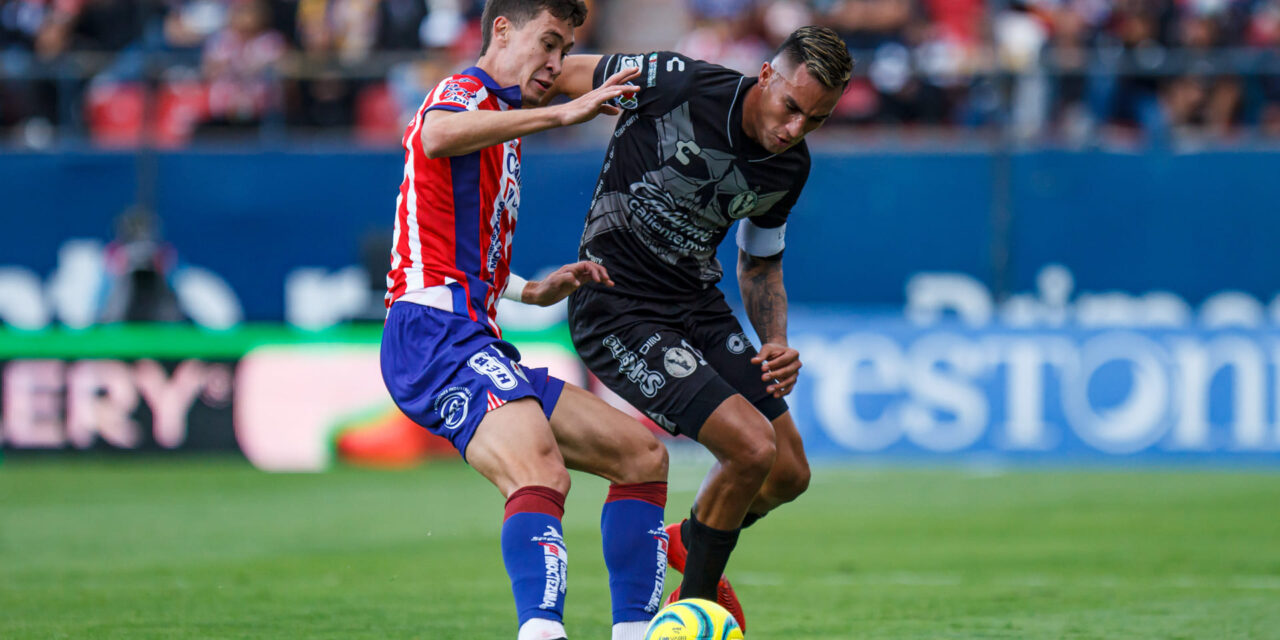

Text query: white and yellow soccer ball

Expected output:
[644,598,745,640]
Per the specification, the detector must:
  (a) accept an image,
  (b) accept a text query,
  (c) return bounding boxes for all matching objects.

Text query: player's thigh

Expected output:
[569,302,737,440]
[465,397,570,499]
[697,394,777,472]
[685,298,789,423]
[547,383,668,485]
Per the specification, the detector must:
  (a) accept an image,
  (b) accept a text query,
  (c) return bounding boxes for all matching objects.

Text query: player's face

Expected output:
[748,60,841,154]
[503,11,576,106]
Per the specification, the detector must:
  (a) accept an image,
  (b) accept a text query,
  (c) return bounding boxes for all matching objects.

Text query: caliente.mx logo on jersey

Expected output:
[624,102,788,263]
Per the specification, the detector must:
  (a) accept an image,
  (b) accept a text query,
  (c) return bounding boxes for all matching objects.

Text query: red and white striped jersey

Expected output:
[386,67,523,337]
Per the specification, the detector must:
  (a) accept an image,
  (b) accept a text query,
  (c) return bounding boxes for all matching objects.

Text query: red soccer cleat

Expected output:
[664,521,687,573]
[665,579,747,633]
[663,520,746,632]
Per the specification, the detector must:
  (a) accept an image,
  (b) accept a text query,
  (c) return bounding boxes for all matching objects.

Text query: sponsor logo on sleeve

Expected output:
[439,79,478,107]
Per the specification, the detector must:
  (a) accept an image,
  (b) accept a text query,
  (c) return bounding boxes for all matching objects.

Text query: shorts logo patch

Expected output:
[604,335,666,398]
[434,386,473,430]
[662,346,698,378]
[469,348,519,390]
[726,332,750,354]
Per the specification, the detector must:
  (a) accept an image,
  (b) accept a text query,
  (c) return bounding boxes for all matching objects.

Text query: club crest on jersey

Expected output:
[434,386,473,430]
[469,348,518,390]
[729,190,759,219]
[662,346,698,378]
[614,55,643,110]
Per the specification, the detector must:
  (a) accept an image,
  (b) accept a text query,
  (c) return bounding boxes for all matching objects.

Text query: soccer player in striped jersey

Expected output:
[379,3,670,639]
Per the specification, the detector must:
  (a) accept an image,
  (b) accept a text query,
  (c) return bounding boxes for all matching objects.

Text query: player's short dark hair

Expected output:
[479,0,588,55]
[773,26,854,90]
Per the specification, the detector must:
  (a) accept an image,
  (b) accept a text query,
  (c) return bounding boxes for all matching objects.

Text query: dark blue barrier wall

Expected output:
[2,149,1278,320]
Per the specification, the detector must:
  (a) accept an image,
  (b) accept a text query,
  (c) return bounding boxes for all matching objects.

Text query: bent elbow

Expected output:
[420,134,447,160]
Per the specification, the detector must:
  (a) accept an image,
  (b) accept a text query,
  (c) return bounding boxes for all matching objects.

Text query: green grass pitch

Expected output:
[3,455,1279,639]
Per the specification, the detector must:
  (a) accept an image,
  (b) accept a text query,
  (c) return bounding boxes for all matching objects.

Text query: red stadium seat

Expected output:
[153,81,210,148]
[85,83,145,148]
[355,83,403,146]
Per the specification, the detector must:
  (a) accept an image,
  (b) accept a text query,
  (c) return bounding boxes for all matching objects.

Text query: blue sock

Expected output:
[502,486,568,628]
[601,482,668,624]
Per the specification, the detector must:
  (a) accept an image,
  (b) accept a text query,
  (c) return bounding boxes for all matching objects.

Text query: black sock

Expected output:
[741,511,767,529]
[679,511,740,600]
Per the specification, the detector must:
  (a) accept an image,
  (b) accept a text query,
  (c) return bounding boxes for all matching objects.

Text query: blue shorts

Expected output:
[380,302,566,460]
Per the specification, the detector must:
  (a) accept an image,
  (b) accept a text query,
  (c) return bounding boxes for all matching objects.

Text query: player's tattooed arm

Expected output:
[739,249,802,398]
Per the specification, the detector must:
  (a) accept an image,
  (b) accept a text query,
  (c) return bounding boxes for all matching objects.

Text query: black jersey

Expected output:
[579,52,811,300]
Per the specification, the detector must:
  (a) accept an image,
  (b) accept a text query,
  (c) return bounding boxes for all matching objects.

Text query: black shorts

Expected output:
[568,285,788,440]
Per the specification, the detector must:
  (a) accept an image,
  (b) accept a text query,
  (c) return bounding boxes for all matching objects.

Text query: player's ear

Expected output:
[759,60,774,85]
[493,15,510,46]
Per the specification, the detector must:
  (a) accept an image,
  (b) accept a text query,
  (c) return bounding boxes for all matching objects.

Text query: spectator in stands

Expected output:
[0,0,53,138]
[1248,0,1280,136]
[677,0,772,74]
[200,0,285,135]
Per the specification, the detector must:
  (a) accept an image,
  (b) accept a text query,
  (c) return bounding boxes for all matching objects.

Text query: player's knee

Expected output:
[528,442,572,495]
[771,459,811,503]
[639,437,669,482]
[730,431,777,483]
[543,466,571,496]
[615,435,668,484]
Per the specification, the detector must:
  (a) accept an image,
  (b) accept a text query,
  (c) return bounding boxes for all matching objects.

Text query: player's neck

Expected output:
[740,83,765,147]
[472,53,515,88]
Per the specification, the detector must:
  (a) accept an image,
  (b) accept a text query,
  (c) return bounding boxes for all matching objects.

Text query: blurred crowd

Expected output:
[1,0,1278,148]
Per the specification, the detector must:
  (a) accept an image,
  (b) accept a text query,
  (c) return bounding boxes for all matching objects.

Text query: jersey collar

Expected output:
[462,66,523,108]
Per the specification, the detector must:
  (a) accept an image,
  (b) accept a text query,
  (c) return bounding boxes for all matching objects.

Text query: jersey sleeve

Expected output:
[422,74,486,114]
[592,51,702,115]
[753,151,810,229]
[737,151,810,258]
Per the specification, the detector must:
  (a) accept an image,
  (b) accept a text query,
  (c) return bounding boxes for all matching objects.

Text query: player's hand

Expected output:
[524,261,614,306]
[555,66,640,126]
[752,343,801,398]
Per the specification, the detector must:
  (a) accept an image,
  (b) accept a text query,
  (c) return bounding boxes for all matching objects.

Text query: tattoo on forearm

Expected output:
[739,250,788,345]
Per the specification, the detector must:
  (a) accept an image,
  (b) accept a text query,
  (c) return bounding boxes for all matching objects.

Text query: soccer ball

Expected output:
[644,598,745,640]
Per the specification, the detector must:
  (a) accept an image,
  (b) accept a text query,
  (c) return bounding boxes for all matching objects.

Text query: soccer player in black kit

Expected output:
[547,27,853,630]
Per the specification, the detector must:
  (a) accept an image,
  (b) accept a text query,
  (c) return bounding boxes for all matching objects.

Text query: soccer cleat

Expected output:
[663,520,747,631]
[665,579,747,633]
[664,521,687,573]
